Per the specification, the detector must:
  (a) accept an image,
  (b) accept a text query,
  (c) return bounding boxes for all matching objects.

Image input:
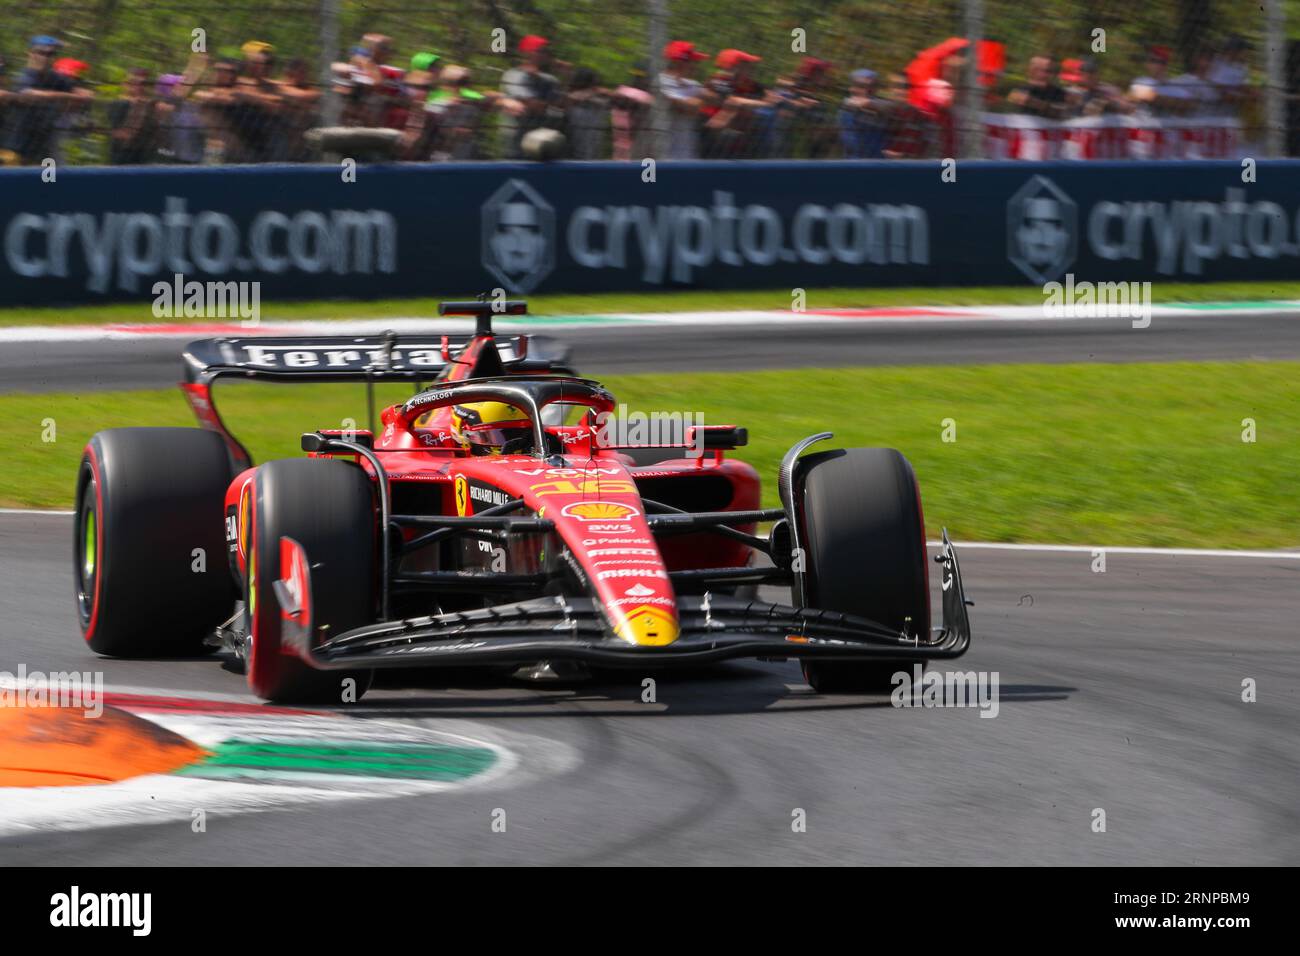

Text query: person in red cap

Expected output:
[500,34,562,158]
[768,56,835,157]
[714,49,760,72]
[1128,46,1190,117]
[702,48,769,157]
[658,40,710,158]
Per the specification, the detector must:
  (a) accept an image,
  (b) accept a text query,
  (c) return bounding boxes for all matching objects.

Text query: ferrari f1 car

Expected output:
[74,299,971,703]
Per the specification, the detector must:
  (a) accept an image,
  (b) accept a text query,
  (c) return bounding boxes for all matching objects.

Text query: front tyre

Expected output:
[75,428,236,657]
[246,458,375,704]
[797,447,930,694]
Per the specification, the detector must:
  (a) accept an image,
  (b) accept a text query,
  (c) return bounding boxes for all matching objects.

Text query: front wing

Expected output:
[279,534,972,670]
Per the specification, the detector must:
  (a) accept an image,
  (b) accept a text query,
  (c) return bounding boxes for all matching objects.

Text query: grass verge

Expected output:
[2,361,1295,549]
[3,281,1300,327]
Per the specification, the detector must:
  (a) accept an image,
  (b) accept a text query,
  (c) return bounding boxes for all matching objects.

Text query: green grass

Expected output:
[5,281,1300,327]
[3,361,1296,549]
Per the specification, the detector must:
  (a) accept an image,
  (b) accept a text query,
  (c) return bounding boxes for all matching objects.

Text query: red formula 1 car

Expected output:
[73,300,971,703]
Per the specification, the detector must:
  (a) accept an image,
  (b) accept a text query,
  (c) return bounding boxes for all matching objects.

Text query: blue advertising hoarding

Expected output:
[1,160,1298,306]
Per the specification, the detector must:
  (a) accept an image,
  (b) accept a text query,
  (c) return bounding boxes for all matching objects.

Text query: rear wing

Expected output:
[181,333,571,385]
[180,326,574,471]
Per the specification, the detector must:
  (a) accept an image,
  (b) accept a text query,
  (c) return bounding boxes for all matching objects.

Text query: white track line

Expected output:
[3,303,1300,343]
[931,540,1300,559]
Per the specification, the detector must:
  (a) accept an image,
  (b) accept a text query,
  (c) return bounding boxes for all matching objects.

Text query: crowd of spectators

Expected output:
[0,30,1260,166]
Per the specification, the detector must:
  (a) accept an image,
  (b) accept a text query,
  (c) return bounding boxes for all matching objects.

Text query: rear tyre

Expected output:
[797,447,930,694]
[246,458,375,704]
[75,428,236,657]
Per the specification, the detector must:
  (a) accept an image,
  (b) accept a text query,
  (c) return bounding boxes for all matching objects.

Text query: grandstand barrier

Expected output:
[2,159,1299,306]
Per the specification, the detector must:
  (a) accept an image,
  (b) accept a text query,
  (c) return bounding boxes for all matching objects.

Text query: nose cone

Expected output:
[614,604,680,646]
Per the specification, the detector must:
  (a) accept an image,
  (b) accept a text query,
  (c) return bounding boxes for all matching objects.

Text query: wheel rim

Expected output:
[76,479,98,626]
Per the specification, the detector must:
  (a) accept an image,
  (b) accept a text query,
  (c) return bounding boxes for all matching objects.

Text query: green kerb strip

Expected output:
[1163,301,1299,310]
[176,739,497,781]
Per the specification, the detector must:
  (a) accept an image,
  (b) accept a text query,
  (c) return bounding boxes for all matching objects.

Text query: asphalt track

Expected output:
[2,309,1300,393]
[1,310,1296,864]
[0,511,1296,865]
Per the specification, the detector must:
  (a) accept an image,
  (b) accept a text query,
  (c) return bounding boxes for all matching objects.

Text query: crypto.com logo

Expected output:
[481,178,555,293]
[1007,175,1077,283]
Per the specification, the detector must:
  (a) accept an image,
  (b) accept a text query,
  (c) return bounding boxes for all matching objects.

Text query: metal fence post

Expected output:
[961,0,984,160]
[1264,0,1285,157]
[648,0,669,159]
[319,0,341,126]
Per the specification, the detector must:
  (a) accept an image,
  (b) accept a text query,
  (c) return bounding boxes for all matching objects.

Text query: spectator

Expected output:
[192,57,245,162]
[838,69,887,158]
[702,49,767,157]
[51,57,93,164]
[107,67,160,165]
[398,66,439,160]
[767,57,834,157]
[347,34,406,128]
[1172,49,1220,117]
[918,53,963,157]
[329,61,368,128]
[565,67,609,159]
[277,58,322,160]
[1129,46,1190,117]
[499,35,562,159]
[791,58,837,158]
[1208,35,1253,119]
[1063,57,1131,117]
[431,65,499,160]
[154,72,205,164]
[0,56,13,165]
[233,41,288,161]
[658,40,710,159]
[1007,55,1067,119]
[610,67,653,160]
[879,72,930,158]
[352,34,396,86]
[6,36,92,166]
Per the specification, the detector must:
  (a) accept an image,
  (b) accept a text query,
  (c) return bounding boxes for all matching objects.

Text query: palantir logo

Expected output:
[1007,175,1077,283]
[481,178,555,293]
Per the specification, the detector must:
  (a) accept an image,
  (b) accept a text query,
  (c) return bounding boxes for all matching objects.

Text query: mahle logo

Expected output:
[481,178,554,293]
[1007,175,1077,283]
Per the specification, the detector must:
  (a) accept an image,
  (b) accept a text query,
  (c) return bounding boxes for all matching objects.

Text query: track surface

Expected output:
[1,512,1296,865]
[3,310,1300,393]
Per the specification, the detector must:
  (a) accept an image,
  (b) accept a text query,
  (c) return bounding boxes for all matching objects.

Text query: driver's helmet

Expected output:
[451,401,532,455]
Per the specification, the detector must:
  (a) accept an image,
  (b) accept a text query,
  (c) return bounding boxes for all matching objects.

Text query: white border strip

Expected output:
[931,540,1300,559]
[2,302,1300,344]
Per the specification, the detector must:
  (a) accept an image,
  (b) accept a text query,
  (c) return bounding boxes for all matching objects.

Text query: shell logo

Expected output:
[614,605,679,647]
[561,501,641,521]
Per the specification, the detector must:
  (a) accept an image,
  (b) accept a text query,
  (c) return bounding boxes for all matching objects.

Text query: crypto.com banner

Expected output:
[2,160,1299,305]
